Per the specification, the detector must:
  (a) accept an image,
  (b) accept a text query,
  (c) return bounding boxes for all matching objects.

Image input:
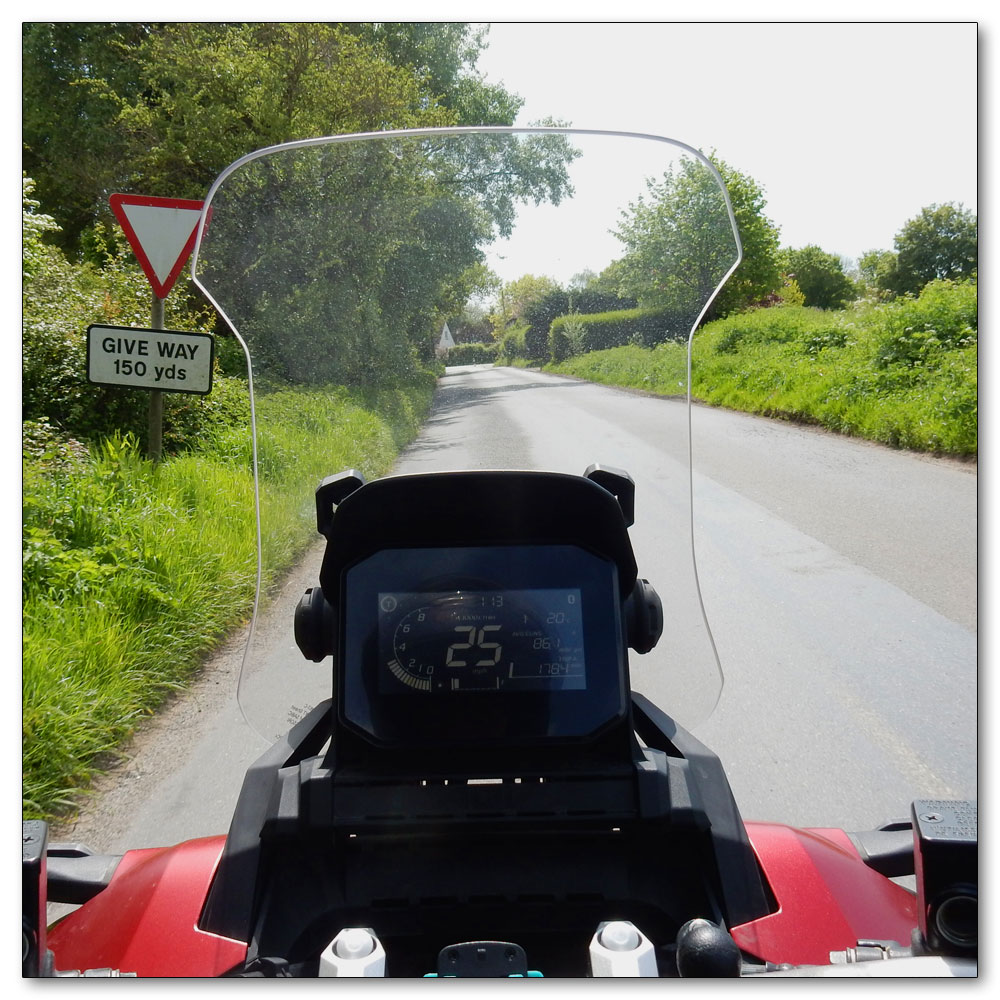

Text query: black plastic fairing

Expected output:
[317,471,639,606]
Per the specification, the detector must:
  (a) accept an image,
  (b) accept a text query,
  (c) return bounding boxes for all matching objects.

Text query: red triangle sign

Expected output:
[110,194,205,298]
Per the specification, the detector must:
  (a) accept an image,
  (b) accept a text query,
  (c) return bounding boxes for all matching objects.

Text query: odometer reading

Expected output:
[378,589,585,692]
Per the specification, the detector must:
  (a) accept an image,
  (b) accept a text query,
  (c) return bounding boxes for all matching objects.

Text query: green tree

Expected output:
[22,22,152,249]
[885,203,977,297]
[613,154,781,322]
[489,273,562,335]
[779,245,856,310]
[193,132,575,383]
[350,23,523,126]
[857,248,898,301]
[22,22,527,252]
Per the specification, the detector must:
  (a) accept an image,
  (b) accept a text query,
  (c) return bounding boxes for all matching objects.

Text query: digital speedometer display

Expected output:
[378,589,585,693]
[341,544,627,746]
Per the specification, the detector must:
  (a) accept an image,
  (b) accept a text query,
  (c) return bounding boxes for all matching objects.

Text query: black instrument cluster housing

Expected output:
[200,467,773,972]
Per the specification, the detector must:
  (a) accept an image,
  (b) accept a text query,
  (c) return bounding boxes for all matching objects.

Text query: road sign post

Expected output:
[149,295,165,463]
[108,194,207,461]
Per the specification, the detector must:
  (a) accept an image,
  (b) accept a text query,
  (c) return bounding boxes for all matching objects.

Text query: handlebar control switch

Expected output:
[318,927,386,977]
[589,920,658,977]
[675,918,742,977]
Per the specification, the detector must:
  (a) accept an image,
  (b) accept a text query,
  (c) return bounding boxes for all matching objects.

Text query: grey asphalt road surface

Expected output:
[51,364,977,860]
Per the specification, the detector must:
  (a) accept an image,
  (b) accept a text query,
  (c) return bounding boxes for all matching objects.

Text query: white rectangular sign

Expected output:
[87,325,214,395]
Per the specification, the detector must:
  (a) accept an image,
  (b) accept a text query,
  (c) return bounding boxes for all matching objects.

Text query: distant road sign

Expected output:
[109,194,205,298]
[87,325,214,395]
[438,322,456,349]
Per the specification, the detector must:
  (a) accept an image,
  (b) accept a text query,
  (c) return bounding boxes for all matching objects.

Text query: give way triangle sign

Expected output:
[109,194,205,298]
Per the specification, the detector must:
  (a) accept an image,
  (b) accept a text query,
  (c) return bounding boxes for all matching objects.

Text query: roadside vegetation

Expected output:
[550,279,977,456]
[445,159,976,458]
[22,23,537,820]
[22,379,434,820]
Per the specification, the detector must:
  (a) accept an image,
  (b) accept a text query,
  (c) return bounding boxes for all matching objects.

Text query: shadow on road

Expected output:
[428,373,586,418]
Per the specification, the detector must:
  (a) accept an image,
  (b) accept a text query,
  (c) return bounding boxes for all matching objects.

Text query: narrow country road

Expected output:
[52,364,977,860]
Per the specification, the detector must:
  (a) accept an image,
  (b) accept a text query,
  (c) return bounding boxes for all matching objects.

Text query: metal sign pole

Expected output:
[149,293,165,463]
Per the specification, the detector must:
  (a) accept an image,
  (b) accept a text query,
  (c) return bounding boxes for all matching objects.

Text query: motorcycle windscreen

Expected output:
[192,129,740,745]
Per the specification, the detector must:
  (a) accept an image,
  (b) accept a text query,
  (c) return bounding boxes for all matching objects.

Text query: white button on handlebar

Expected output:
[599,921,641,952]
[335,928,375,959]
[589,920,658,976]
[319,927,386,977]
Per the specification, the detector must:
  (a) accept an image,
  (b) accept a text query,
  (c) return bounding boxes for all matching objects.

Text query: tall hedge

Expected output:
[548,306,689,361]
[444,341,499,364]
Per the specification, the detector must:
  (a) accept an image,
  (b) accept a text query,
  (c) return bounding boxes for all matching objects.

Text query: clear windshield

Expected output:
[191,129,740,744]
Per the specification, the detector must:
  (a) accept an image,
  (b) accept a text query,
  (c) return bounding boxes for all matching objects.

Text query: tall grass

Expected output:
[550,280,977,457]
[22,376,435,819]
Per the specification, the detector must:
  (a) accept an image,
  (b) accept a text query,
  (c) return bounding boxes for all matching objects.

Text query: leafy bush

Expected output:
[870,278,978,368]
[496,324,529,363]
[550,279,977,456]
[445,341,499,364]
[549,306,688,360]
[779,245,857,310]
[523,288,570,361]
[705,305,848,356]
[549,314,588,362]
[23,377,436,820]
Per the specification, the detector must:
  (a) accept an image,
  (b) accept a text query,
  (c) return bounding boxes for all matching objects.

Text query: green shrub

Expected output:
[870,278,978,368]
[549,279,977,456]
[497,324,529,363]
[548,306,688,360]
[23,376,436,820]
[704,305,845,355]
[445,341,499,364]
[549,313,588,362]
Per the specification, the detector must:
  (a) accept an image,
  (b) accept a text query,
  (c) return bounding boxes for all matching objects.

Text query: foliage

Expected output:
[444,342,499,364]
[22,22,524,252]
[523,287,570,360]
[708,157,784,315]
[613,154,782,319]
[869,278,978,368]
[22,176,61,278]
[549,306,689,361]
[496,325,529,363]
[22,23,152,248]
[193,134,575,385]
[549,341,688,396]
[861,203,978,299]
[350,23,523,126]
[511,276,639,362]
[23,377,435,820]
[779,245,857,310]
[889,203,978,297]
[571,286,637,314]
[488,273,563,338]
[548,314,588,362]
[450,298,493,343]
[550,279,977,456]
[776,277,806,307]
[857,249,899,301]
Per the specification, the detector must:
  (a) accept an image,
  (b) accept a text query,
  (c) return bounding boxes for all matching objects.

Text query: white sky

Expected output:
[474,21,978,267]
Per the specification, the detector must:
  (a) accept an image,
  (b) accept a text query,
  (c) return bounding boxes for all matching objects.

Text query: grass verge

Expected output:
[549,280,977,457]
[22,375,435,820]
